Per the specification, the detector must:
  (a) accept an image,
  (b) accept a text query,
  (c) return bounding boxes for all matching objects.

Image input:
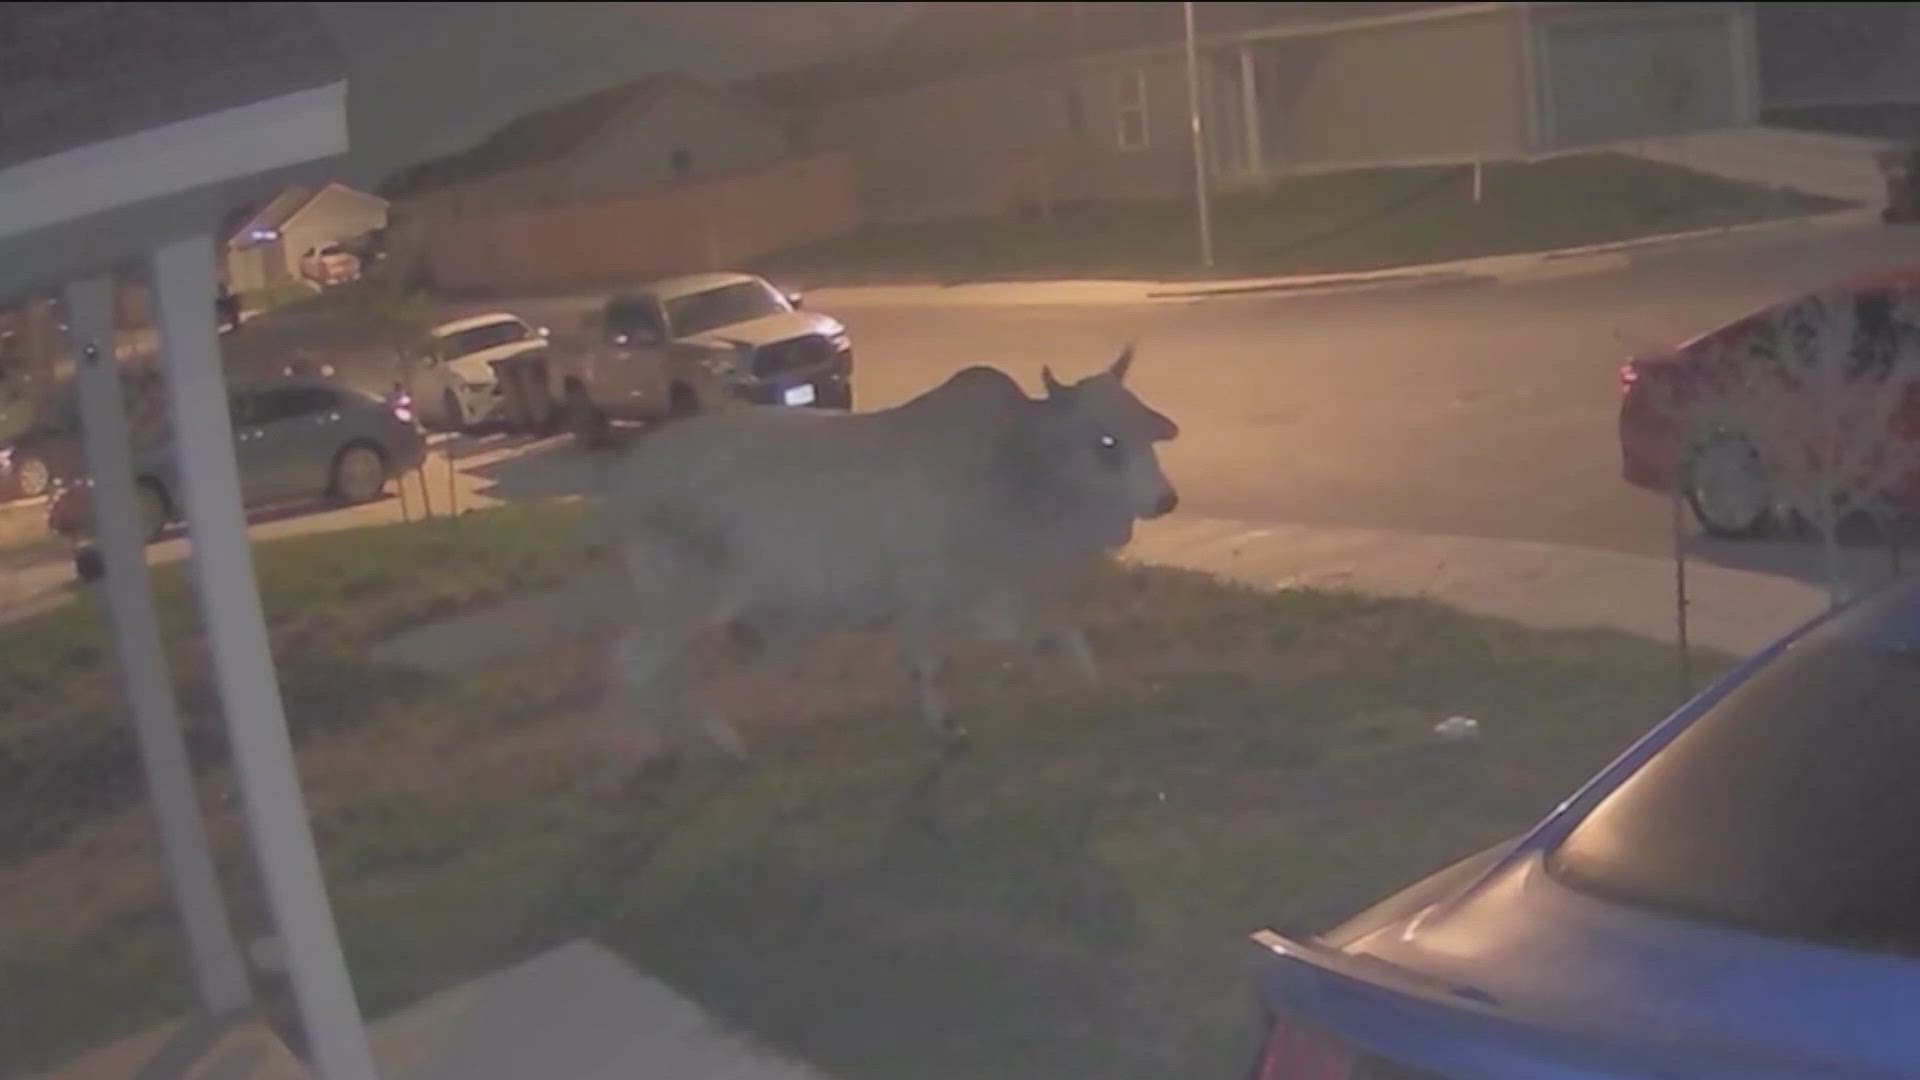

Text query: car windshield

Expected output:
[662,280,788,338]
[439,320,529,361]
[1552,603,1920,955]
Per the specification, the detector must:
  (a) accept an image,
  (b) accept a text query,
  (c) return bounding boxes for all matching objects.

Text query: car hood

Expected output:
[1322,843,1920,1076]
[446,340,546,384]
[680,310,842,350]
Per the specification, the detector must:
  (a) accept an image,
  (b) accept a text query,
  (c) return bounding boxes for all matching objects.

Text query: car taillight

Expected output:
[1618,361,1639,393]
[1250,1013,1357,1080]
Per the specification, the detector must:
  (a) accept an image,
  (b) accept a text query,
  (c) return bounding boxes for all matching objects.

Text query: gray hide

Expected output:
[599,342,1179,759]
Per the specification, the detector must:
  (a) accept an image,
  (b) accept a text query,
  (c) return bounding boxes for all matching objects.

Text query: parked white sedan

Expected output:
[415,312,550,432]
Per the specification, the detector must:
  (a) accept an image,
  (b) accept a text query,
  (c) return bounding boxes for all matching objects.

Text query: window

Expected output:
[663,280,790,339]
[1115,68,1149,151]
[244,386,337,426]
[605,295,666,342]
[439,319,531,362]
[1551,608,1920,956]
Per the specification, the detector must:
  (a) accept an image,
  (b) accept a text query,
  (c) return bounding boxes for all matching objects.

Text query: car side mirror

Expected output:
[786,291,804,310]
[537,325,551,339]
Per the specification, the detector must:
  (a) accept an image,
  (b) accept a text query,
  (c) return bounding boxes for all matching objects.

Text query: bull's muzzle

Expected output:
[1150,490,1179,518]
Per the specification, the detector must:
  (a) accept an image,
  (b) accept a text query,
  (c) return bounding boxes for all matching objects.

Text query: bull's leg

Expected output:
[1035,624,1100,684]
[899,622,966,742]
[608,622,689,765]
[611,620,749,763]
[903,650,960,739]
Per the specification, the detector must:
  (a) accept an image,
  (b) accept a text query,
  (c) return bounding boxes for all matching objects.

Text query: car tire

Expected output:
[668,384,700,420]
[12,452,50,499]
[135,478,170,543]
[329,442,389,505]
[1686,431,1773,539]
[566,382,610,449]
[440,389,468,434]
[74,546,104,582]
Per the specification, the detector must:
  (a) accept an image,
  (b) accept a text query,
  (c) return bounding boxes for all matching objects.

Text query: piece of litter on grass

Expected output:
[1433,716,1481,740]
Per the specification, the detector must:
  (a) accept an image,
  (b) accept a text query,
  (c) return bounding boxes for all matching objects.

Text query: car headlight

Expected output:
[829,332,851,352]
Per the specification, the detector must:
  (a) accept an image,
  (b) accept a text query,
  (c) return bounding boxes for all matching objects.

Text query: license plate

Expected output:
[783,384,817,406]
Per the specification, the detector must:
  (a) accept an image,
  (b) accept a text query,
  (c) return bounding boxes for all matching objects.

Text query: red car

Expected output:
[1618,266,1920,538]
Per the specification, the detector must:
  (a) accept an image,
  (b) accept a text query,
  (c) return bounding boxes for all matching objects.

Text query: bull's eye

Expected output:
[1095,432,1122,466]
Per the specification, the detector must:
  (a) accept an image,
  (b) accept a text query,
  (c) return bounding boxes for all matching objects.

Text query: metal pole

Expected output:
[149,234,379,1080]
[62,274,253,1018]
[1238,43,1264,185]
[1184,0,1216,269]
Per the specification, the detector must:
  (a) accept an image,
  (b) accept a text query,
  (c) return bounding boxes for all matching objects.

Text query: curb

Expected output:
[808,206,1872,309]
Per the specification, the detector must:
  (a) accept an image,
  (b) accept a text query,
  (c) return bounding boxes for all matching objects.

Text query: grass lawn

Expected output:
[758,152,1847,286]
[0,505,1724,1077]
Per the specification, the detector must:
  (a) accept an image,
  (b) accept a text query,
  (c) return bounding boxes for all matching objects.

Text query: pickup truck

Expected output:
[559,271,852,445]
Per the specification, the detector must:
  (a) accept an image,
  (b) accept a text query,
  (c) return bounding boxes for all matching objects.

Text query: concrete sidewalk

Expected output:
[26,940,832,1080]
[369,514,1831,679]
[802,207,1875,310]
[1125,516,1828,657]
[1628,125,1889,204]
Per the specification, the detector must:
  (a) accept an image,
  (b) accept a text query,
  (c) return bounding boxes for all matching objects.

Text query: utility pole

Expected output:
[1183,0,1216,269]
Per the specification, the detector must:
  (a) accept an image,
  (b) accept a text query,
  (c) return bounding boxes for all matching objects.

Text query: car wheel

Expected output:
[441,389,468,434]
[668,384,700,420]
[74,546,104,582]
[135,478,170,543]
[566,382,609,448]
[1686,432,1772,539]
[330,442,388,504]
[12,452,50,499]
[515,363,557,434]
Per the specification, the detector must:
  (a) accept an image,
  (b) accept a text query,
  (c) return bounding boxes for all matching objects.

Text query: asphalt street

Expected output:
[128,220,1920,576]
[798,224,1920,562]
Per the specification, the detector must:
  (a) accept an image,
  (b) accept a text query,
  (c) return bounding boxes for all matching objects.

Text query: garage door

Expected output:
[1543,12,1738,149]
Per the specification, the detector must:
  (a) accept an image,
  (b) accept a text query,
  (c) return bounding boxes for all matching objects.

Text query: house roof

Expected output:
[227,182,390,246]
[0,2,344,173]
[743,2,1460,104]
[382,73,705,198]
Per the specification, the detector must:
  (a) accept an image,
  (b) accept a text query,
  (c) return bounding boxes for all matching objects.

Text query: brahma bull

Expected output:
[599,342,1179,760]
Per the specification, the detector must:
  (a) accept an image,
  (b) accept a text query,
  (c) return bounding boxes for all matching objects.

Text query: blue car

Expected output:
[1248,579,1920,1079]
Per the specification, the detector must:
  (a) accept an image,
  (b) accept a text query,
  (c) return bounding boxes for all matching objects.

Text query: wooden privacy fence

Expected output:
[420,154,858,293]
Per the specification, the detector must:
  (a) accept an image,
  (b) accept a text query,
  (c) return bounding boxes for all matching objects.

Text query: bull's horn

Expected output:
[1042,365,1066,397]
[1110,341,1137,382]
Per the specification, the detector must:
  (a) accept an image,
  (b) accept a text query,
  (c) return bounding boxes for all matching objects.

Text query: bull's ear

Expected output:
[1042,365,1066,398]
[1146,407,1179,441]
[1109,341,1137,383]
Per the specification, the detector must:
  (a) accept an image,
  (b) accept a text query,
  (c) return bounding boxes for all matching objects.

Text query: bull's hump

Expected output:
[888,365,1029,420]
[944,366,1025,397]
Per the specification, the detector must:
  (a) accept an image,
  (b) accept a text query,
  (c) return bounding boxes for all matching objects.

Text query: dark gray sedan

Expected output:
[51,377,426,577]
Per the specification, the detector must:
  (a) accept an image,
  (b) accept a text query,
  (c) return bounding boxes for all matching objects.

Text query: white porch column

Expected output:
[1729,2,1761,125]
[149,234,379,1080]
[62,274,253,1017]
[1239,44,1265,182]
[1518,2,1546,152]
